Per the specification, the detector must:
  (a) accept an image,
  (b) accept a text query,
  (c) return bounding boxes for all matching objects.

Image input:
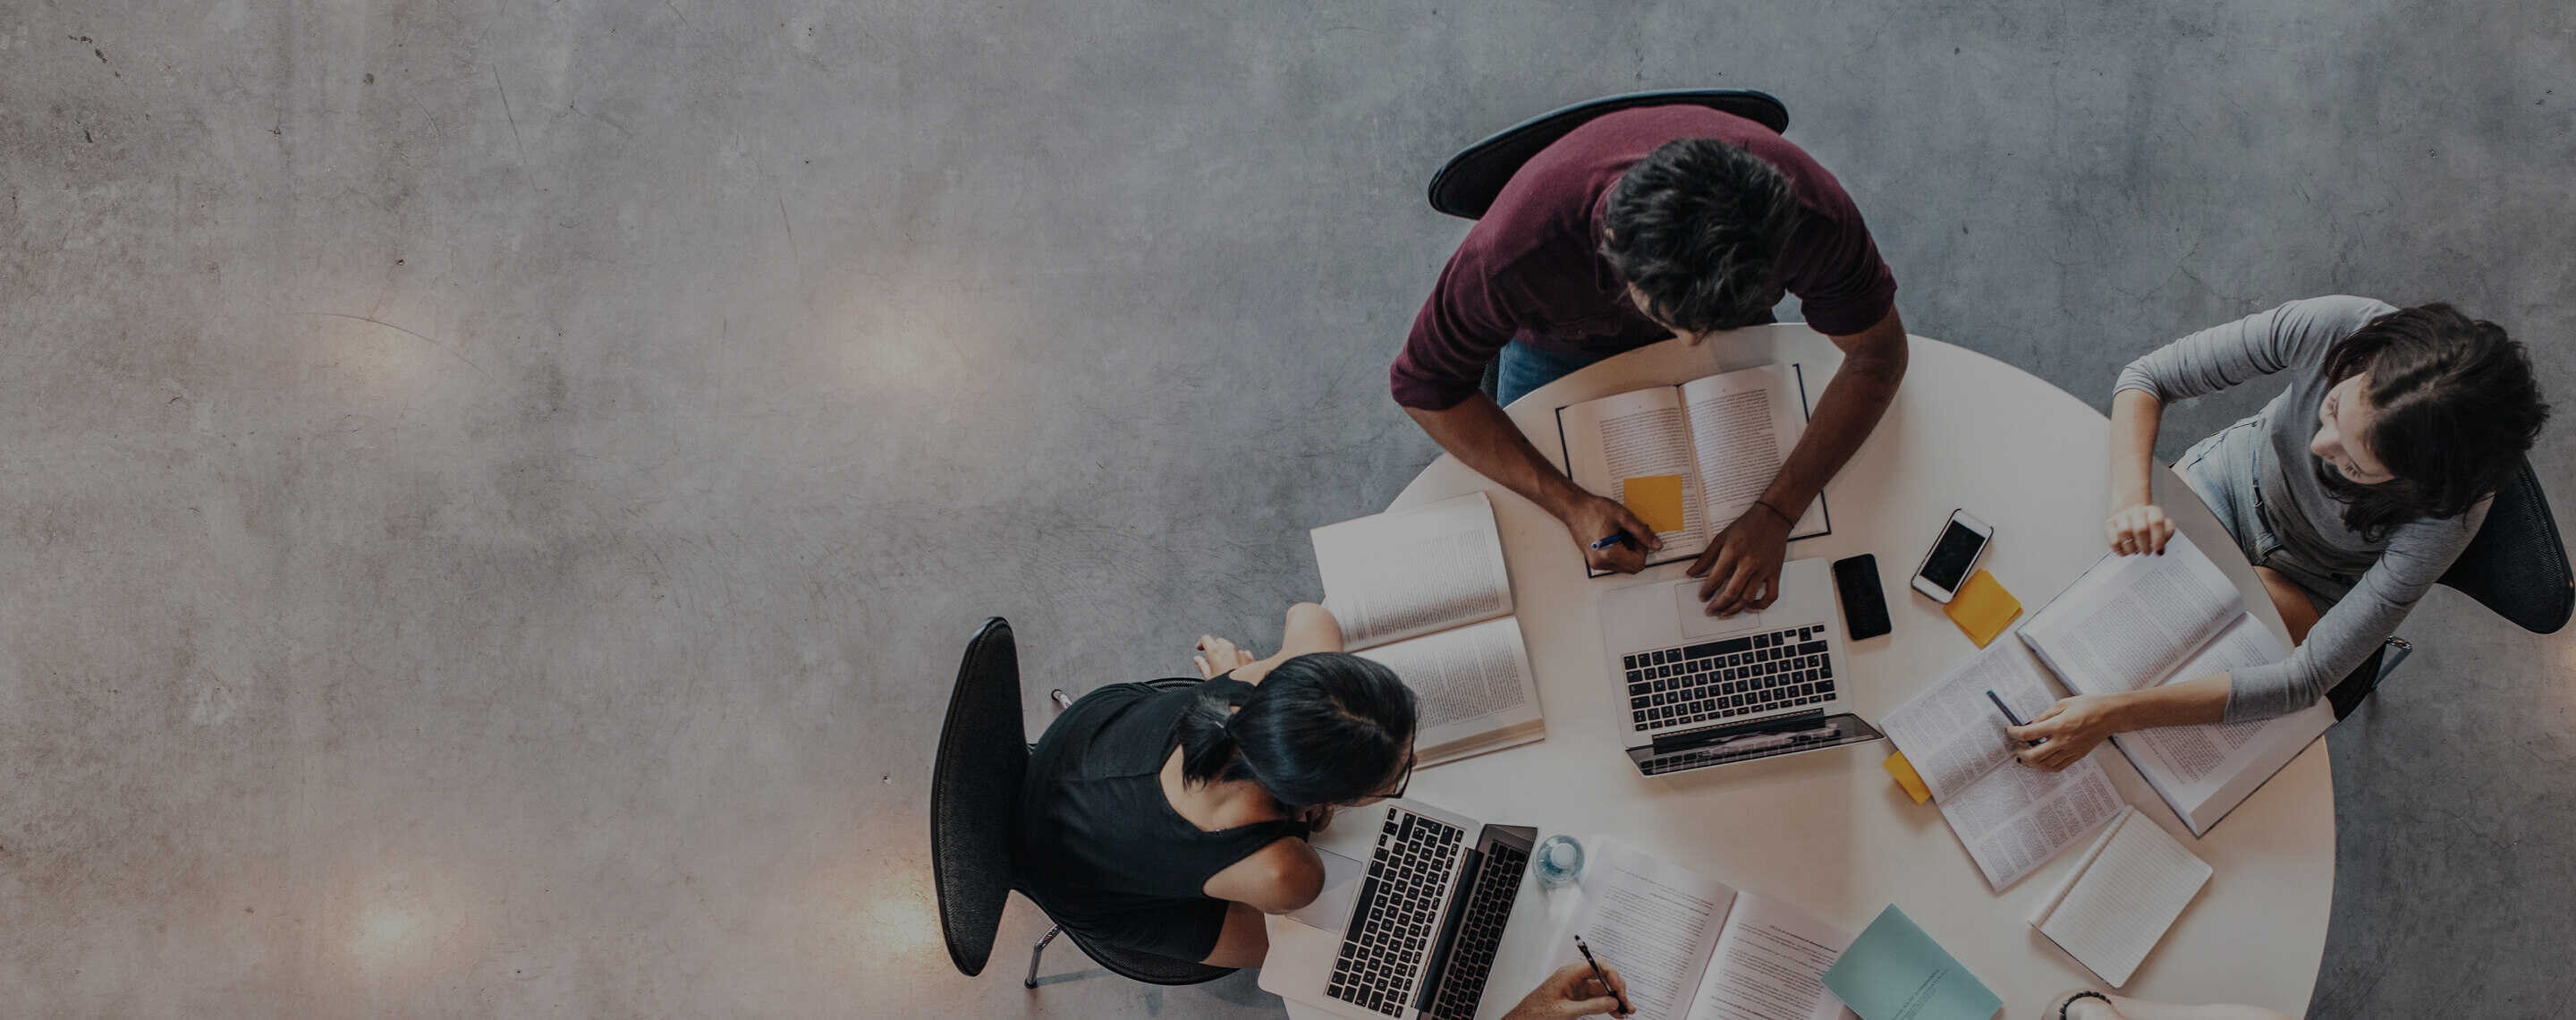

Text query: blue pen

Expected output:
[1590,531,1634,550]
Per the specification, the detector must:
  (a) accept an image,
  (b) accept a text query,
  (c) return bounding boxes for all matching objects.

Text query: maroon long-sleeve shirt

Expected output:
[1392,106,1898,411]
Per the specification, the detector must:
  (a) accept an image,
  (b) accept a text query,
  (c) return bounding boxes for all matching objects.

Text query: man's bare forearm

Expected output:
[1758,309,1908,515]
[1404,395,1587,515]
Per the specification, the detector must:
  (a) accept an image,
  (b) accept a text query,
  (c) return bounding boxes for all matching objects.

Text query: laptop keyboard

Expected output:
[1330,810,1463,1017]
[1423,839,1529,1020]
[1625,623,1835,732]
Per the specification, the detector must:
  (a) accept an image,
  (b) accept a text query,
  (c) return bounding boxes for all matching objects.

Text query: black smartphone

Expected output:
[1833,554,1893,641]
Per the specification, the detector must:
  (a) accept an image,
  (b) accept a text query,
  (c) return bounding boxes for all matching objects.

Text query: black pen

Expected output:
[1985,689,2042,747]
[1572,934,1631,1016]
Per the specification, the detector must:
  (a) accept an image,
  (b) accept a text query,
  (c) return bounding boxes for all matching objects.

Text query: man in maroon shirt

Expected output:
[1393,105,1907,616]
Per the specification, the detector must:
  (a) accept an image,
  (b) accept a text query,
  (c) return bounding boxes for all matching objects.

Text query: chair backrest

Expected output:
[1427,89,1791,220]
[929,617,1030,976]
[2438,460,2573,634]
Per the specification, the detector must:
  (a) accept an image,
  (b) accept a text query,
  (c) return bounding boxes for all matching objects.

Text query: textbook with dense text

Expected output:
[2015,532,2334,837]
[1555,364,1829,577]
[1309,491,1545,767]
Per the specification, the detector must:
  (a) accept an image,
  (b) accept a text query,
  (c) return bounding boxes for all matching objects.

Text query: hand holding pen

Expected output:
[1568,493,1660,575]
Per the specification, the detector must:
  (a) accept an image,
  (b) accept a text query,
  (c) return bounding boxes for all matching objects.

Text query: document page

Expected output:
[2107,613,2333,835]
[1352,616,1544,766]
[1685,893,1860,1020]
[1680,365,1826,540]
[2031,808,2212,987]
[1937,755,2125,890]
[1559,387,1710,556]
[2019,532,2243,695]
[1310,491,1513,650]
[1877,641,2059,803]
[1551,842,1736,1020]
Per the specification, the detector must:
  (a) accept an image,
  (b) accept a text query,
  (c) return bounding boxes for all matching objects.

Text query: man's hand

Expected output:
[2007,694,2126,771]
[1689,505,1792,616]
[1501,962,1631,1020]
[1563,494,1662,574]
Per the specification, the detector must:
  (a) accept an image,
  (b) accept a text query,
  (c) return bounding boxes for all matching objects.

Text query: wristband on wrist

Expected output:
[1752,500,1796,527]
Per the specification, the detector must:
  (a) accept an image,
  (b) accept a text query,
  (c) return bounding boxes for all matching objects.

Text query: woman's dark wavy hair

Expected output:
[1172,652,1417,809]
[1599,138,1799,334]
[2317,302,2549,541]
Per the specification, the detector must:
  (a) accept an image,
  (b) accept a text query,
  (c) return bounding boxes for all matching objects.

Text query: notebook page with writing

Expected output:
[1877,640,2058,803]
[2018,532,2243,695]
[1679,365,1826,540]
[1549,842,1737,1020]
[1684,893,1859,1020]
[1352,616,1544,767]
[2029,807,2212,987]
[1936,755,2125,890]
[1559,387,1711,559]
[1311,491,1513,650]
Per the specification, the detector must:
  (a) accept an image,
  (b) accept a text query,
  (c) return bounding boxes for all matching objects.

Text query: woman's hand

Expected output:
[2104,502,2175,557]
[2007,695,2128,771]
[1501,962,1631,1019]
[1194,635,1257,679]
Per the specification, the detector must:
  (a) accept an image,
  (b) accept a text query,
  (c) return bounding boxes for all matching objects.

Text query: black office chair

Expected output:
[1427,89,1790,400]
[2325,460,2572,718]
[928,618,1234,989]
[1426,89,1790,221]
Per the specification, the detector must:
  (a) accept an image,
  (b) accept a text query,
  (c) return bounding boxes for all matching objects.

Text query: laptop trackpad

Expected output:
[1676,583,1767,639]
[1284,846,1368,930]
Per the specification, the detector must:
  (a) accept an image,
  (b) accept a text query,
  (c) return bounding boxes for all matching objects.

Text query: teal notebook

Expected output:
[1820,905,2002,1020]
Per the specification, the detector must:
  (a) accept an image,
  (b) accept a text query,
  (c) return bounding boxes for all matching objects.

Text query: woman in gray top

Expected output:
[2012,296,2548,770]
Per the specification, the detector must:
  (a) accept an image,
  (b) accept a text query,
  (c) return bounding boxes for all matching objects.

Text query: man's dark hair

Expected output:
[1599,138,1800,333]
[2317,302,2550,540]
[1172,652,1417,809]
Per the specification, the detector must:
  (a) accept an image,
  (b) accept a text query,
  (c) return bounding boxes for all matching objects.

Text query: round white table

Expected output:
[1283,326,2332,1020]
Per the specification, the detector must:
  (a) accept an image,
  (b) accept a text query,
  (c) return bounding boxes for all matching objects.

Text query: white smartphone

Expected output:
[1911,509,1995,603]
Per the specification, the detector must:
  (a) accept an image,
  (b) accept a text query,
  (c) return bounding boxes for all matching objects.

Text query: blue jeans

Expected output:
[1495,342,1611,406]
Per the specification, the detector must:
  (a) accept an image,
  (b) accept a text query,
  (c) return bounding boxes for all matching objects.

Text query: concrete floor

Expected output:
[4,0,2571,1016]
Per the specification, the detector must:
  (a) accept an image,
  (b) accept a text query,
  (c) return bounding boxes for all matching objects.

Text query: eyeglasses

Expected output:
[1382,751,1416,800]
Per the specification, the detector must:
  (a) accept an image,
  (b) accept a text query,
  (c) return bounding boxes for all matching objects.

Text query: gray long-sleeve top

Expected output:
[2114,296,2487,721]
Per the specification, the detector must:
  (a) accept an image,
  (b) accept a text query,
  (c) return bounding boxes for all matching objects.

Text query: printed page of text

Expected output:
[1680,365,1826,540]
[1878,640,2059,803]
[1549,841,1737,1020]
[2021,532,2243,694]
[1686,893,1860,1020]
[1353,616,1543,766]
[1310,491,1513,650]
[1938,755,2126,890]
[1559,387,1709,556]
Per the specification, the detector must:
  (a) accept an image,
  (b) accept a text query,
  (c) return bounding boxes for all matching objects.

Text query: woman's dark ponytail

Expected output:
[1171,651,1417,808]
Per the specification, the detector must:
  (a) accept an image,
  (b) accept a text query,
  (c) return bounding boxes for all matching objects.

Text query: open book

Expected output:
[1878,641,2127,890]
[2026,805,2212,987]
[1550,840,1859,1020]
[1555,364,1829,576]
[2015,532,2335,836]
[1309,492,1544,767]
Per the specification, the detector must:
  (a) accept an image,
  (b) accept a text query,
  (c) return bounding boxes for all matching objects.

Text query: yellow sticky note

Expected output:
[1885,751,1932,804]
[1943,569,2022,648]
[1620,474,1687,533]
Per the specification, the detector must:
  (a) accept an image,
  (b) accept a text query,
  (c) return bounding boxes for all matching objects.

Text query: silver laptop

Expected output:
[1256,799,1536,1020]
[1599,557,1883,776]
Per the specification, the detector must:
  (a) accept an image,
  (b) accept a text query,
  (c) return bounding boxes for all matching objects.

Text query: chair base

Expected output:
[1025,924,1063,990]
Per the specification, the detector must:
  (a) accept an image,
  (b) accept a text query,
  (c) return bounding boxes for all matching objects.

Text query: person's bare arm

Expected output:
[1199,603,1345,685]
[1202,837,1326,913]
[1404,396,1662,574]
[2008,675,2231,771]
[1691,307,1909,613]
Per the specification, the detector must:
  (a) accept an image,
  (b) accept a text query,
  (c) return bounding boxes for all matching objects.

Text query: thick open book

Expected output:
[2015,532,2334,837]
[2026,805,2212,987]
[1555,364,1829,576]
[1549,840,1859,1020]
[1878,640,2126,890]
[1309,492,1544,767]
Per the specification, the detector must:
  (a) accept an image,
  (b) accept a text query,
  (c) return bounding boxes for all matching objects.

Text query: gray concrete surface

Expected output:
[3,0,2570,1016]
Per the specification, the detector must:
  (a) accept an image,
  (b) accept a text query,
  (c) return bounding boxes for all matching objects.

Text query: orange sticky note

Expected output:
[1943,569,2022,648]
[1620,474,1687,533]
[1885,751,1932,804]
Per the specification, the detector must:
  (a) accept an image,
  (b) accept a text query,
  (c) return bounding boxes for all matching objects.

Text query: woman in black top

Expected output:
[1014,603,1418,968]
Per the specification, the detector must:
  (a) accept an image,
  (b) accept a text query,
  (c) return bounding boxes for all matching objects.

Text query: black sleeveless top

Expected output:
[1013,676,1308,960]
